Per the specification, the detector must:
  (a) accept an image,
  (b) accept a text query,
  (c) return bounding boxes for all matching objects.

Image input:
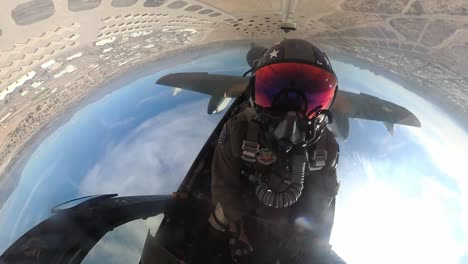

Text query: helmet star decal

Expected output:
[269,49,279,59]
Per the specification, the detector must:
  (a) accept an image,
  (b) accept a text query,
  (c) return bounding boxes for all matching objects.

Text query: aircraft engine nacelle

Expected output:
[328,112,350,140]
[207,91,232,114]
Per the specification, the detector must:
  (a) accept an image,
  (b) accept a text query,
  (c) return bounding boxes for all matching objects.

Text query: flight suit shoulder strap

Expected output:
[324,129,339,169]
[309,129,339,171]
[309,131,328,170]
[241,120,260,164]
[223,108,255,159]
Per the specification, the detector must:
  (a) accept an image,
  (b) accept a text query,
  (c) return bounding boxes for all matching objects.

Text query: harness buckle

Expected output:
[241,140,259,163]
[310,149,327,169]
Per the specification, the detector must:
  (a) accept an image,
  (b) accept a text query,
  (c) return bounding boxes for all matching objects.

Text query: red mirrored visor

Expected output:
[254,62,337,118]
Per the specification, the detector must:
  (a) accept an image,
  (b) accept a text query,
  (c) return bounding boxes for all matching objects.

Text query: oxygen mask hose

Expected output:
[255,148,307,208]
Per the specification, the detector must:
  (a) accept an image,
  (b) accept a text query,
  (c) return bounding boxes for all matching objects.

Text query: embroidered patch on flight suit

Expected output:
[257,148,277,165]
[218,124,227,144]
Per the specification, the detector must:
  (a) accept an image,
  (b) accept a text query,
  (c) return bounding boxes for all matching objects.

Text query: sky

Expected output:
[0,46,466,263]
[330,61,468,264]
[0,47,247,257]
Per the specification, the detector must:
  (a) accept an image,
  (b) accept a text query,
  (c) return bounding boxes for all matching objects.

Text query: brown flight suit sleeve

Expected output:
[211,113,249,224]
[302,128,340,241]
[276,128,340,241]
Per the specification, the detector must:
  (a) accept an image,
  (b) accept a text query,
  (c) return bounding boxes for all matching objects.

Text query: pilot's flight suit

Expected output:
[210,107,343,263]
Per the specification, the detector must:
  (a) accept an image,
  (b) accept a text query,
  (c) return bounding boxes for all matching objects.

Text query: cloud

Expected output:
[101,117,136,129]
[82,215,163,264]
[331,110,467,264]
[78,99,218,196]
[0,159,60,254]
[402,116,468,262]
[330,60,468,263]
[77,99,221,263]
[136,96,160,109]
[332,152,464,264]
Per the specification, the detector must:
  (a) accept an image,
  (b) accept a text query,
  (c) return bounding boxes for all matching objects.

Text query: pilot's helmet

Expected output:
[252,39,338,120]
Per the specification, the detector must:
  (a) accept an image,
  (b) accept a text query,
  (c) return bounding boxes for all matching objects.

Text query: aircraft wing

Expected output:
[156,73,248,114]
[329,90,421,139]
[155,73,421,138]
[156,73,248,97]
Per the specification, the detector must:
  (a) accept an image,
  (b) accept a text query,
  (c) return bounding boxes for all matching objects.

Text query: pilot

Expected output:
[208,39,346,264]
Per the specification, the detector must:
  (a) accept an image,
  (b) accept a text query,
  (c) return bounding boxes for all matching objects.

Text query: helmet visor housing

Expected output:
[254,62,337,119]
